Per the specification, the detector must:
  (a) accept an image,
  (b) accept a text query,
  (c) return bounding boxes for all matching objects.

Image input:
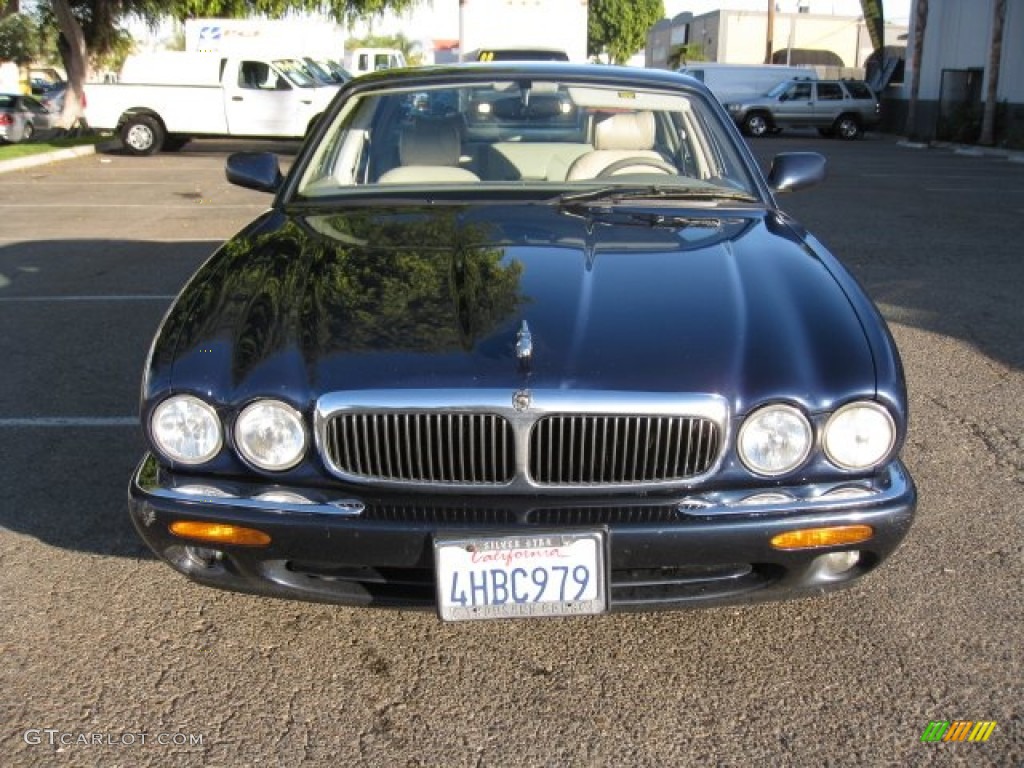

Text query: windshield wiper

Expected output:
[550,184,758,207]
[623,212,724,229]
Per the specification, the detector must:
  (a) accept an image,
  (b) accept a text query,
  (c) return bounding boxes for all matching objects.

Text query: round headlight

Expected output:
[823,402,895,470]
[151,395,222,465]
[738,404,812,476]
[234,400,306,471]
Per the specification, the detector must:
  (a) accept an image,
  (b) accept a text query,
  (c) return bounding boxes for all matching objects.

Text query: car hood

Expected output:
[157,203,876,413]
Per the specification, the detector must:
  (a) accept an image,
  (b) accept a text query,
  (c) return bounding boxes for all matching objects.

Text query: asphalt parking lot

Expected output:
[1,134,1021,766]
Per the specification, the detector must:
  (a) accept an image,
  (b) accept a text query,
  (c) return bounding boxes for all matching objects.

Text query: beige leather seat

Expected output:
[378,120,480,184]
[564,111,674,181]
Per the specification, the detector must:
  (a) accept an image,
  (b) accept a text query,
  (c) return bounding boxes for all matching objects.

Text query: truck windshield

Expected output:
[274,59,318,88]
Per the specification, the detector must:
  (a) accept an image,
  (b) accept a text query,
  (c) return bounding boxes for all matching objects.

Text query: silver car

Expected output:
[0,93,58,143]
[726,79,881,140]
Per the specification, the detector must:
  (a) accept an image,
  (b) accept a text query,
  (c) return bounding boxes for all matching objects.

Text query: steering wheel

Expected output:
[596,156,677,178]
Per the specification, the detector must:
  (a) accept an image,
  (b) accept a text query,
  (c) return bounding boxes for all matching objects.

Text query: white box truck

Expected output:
[184,17,346,58]
[458,0,589,63]
[84,52,343,155]
[677,63,817,105]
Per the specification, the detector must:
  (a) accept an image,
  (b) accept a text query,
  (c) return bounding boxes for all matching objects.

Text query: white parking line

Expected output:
[0,417,138,427]
[9,181,223,185]
[0,238,225,244]
[0,295,176,302]
[0,204,265,209]
[923,187,1024,193]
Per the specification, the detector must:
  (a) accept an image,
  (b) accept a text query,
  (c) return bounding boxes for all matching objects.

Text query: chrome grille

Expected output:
[324,412,515,484]
[317,391,728,490]
[529,415,720,485]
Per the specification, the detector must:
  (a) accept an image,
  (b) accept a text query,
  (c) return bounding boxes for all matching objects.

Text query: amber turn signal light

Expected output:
[770,525,873,550]
[169,521,271,547]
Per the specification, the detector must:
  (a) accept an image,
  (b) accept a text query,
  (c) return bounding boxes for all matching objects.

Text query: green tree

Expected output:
[0,13,38,67]
[588,0,663,65]
[669,43,705,69]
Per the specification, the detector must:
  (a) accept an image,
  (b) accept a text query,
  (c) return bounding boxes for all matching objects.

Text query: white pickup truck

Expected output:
[85,53,343,155]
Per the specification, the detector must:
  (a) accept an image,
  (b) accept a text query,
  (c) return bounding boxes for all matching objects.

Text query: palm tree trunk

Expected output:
[979,0,1006,146]
[51,0,90,130]
[904,0,929,140]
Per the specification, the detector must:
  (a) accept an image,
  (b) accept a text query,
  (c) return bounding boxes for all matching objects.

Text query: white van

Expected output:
[678,63,817,104]
[85,52,343,154]
[347,48,407,77]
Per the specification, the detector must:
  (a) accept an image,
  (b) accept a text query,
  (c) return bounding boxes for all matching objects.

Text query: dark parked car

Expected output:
[129,63,916,621]
[0,93,58,143]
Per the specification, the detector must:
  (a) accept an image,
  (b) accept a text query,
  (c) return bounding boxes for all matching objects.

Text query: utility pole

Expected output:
[765,0,775,64]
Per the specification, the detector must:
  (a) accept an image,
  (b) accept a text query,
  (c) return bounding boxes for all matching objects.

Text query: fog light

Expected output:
[823,485,875,500]
[256,490,315,506]
[184,545,223,569]
[770,525,873,550]
[169,520,271,547]
[734,491,795,507]
[818,550,861,575]
[176,484,233,499]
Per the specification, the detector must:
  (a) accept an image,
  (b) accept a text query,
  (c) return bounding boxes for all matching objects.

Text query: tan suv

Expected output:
[725,79,880,140]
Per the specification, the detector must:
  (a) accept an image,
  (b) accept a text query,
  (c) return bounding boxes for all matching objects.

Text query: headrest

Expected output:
[399,120,461,166]
[595,111,656,151]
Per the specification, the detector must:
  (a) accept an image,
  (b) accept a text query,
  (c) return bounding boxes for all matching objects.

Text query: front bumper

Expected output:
[129,453,916,614]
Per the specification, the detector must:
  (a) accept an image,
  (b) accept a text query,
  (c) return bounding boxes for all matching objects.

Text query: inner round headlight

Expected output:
[234,400,306,471]
[738,404,812,476]
[151,395,222,465]
[823,402,895,470]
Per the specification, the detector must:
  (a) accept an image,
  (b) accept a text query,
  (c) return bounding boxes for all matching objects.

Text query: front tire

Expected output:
[21,121,34,142]
[742,112,771,138]
[120,114,165,155]
[834,115,862,140]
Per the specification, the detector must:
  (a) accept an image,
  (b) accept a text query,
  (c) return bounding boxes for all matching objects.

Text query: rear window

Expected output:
[817,83,845,101]
[843,82,875,99]
[0,95,15,108]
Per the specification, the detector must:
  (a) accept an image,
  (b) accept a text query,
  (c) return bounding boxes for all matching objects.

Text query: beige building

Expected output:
[648,9,907,76]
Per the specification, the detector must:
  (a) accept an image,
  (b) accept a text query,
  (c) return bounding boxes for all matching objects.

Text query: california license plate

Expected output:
[434,530,607,621]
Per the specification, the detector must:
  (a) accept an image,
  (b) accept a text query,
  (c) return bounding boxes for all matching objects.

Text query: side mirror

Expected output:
[767,152,827,193]
[226,152,283,193]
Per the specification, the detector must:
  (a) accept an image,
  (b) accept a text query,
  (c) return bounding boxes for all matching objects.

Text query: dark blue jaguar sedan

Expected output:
[129,63,915,621]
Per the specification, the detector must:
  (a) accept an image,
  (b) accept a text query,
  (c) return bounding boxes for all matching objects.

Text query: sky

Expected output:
[353,0,914,41]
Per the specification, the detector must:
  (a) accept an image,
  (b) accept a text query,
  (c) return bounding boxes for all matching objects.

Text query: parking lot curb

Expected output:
[0,140,119,175]
[921,139,1024,163]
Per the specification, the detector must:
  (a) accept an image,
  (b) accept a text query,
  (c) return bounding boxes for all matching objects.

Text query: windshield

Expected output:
[302,58,339,84]
[296,77,760,200]
[274,59,318,88]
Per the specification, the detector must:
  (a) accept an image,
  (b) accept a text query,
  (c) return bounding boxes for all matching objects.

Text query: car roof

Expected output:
[352,62,702,91]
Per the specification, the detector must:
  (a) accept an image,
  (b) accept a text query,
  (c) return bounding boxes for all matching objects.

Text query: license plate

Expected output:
[434,530,607,621]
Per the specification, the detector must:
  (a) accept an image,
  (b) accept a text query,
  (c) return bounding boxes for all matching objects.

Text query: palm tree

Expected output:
[979,0,1006,146]
[903,0,928,140]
